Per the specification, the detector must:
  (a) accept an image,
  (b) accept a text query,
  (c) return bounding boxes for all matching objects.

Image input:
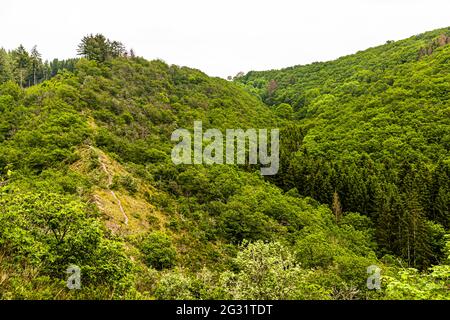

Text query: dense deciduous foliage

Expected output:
[237,27,450,270]
[0,30,449,299]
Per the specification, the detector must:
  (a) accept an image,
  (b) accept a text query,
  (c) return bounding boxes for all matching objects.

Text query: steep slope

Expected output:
[0,56,383,300]
[238,27,450,164]
[1,34,449,300]
[237,27,450,269]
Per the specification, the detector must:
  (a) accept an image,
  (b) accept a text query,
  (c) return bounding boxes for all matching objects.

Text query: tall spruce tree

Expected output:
[30,46,42,86]
[77,34,126,62]
[11,45,29,87]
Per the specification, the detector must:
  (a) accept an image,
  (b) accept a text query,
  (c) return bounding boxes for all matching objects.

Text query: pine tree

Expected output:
[77,34,110,62]
[400,189,432,268]
[399,163,433,268]
[430,161,450,228]
[11,45,30,87]
[77,34,126,62]
[30,46,42,86]
[110,41,126,58]
[273,124,304,188]
[0,48,14,83]
[375,182,402,256]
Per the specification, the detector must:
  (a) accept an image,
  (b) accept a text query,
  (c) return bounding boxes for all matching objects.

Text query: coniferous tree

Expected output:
[77,34,126,62]
[400,189,432,268]
[0,48,13,83]
[11,45,30,87]
[77,34,109,62]
[430,161,450,228]
[399,164,433,268]
[272,124,305,188]
[110,41,126,58]
[30,46,42,86]
[375,182,402,256]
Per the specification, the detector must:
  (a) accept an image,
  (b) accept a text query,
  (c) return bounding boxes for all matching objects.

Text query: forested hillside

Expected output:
[0,45,77,87]
[237,27,450,270]
[0,32,449,300]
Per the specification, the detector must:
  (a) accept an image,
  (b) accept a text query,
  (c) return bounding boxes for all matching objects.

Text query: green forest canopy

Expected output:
[0,31,449,299]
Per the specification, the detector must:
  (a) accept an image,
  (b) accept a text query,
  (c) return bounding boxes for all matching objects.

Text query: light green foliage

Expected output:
[383,238,450,299]
[238,28,450,270]
[154,272,196,300]
[1,30,450,299]
[153,242,331,300]
[384,266,450,300]
[229,241,331,299]
[275,103,294,120]
[140,232,177,270]
[0,190,134,299]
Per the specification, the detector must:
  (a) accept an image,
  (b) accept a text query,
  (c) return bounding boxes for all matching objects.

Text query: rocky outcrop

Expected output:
[418,34,450,58]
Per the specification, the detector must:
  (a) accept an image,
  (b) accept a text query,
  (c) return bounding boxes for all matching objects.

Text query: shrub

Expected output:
[140,232,177,270]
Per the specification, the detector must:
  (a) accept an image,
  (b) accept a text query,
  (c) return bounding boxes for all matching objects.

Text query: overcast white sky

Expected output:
[0,0,449,78]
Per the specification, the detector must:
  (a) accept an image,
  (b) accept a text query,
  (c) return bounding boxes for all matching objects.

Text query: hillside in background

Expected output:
[237,27,450,269]
[0,31,449,300]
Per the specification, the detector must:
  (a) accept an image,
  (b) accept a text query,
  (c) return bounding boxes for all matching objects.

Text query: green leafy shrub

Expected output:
[140,232,177,270]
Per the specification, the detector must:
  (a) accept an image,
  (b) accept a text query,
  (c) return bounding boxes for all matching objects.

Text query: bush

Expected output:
[113,174,138,194]
[140,232,177,270]
[154,272,195,300]
[228,241,331,299]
